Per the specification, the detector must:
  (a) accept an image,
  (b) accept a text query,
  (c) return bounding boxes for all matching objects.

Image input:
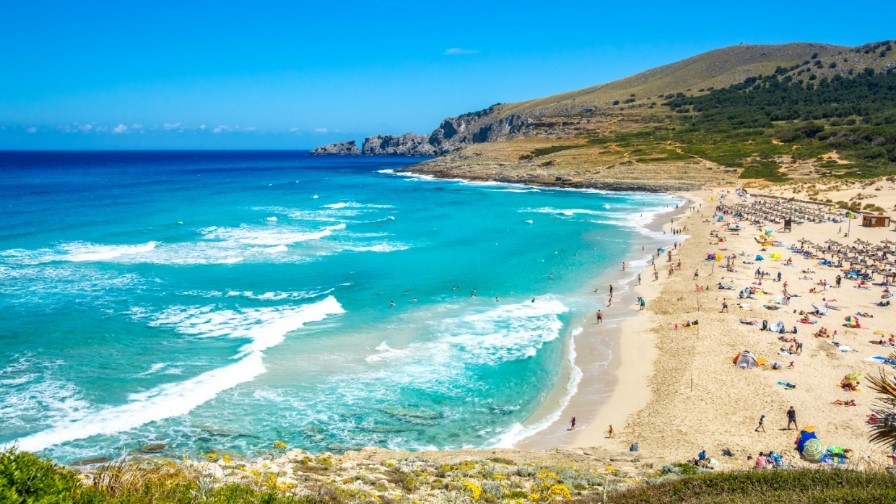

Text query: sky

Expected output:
[1,1,894,149]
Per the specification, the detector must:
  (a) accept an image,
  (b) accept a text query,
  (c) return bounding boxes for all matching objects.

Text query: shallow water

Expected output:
[0,151,680,462]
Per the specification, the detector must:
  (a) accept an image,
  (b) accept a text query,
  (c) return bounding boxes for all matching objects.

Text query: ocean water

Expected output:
[0,151,679,462]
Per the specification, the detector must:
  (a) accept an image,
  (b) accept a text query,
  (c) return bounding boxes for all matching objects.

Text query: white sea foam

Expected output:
[8,296,344,453]
[264,244,288,254]
[61,241,157,262]
[200,223,345,246]
[365,299,568,369]
[492,327,583,448]
[0,356,91,432]
[135,363,167,377]
[520,207,606,218]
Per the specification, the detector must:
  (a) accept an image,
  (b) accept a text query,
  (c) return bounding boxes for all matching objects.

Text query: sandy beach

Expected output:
[542,185,896,470]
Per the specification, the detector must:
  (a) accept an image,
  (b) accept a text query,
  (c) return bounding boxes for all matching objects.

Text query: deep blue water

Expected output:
[0,151,679,462]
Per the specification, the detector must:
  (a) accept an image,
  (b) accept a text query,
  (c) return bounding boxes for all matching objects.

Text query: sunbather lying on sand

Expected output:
[833,399,857,406]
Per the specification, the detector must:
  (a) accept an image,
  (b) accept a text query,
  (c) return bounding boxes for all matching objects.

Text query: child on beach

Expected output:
[755,414,765,432]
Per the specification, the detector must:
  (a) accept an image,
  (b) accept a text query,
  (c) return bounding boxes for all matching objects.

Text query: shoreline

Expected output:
[515,192,694,450]
[565,193,699,449]
[386,167,692,450]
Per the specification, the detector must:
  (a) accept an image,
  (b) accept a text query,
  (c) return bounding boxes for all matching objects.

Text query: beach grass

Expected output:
[6,446,896,503]
[609,468,896,503]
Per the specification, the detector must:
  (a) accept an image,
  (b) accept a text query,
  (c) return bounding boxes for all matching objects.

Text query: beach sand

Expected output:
[517,197,694,450]
[532,187,896,470]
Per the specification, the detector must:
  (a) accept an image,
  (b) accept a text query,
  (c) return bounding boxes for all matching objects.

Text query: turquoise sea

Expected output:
[0,151,680,462]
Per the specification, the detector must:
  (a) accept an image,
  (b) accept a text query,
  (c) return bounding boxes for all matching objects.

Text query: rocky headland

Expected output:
[310,140,360,155]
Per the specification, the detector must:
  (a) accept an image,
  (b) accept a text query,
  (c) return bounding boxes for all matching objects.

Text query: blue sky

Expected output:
[1,1,893,149]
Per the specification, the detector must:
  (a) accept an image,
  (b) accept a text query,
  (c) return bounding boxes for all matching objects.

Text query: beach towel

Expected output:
[866,356,896,366]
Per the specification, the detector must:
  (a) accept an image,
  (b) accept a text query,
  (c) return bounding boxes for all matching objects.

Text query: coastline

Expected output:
[383,166,693,451]
[514,192,695,450]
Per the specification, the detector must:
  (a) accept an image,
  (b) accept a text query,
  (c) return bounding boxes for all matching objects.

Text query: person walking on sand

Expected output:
[637,273,641,286]
[622,261,626,271]
[570,416,576,430]
[609,285,614,297]
[596,310,603,324]
[786,406,798,430]
[755,414,765,432]
[607,425,614,438]
[721,300,728,313]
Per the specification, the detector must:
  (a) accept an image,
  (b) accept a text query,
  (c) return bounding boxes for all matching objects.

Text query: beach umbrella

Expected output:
[715,252,723,262]
[844,372,863,383]
[802,438,826,461]
[755,255,765,261]
[811,304,828,315]
[845,315,859,325]
[874,330,887,335]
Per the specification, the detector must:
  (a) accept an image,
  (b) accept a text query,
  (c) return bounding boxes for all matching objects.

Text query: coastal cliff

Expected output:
[310,140,360,155]
[318,105,536,157]
[361,133,435,156]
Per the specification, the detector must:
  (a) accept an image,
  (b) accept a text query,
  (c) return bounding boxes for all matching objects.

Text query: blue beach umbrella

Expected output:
[755,255,765,261]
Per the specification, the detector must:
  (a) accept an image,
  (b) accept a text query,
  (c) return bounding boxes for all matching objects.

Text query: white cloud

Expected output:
[25,126,37,134]
[163,122,181,131]
[443,47,479,55]
[79,124,93,133]
[112,123,128,134]
[313,127,329,133]
[198,124,207,130]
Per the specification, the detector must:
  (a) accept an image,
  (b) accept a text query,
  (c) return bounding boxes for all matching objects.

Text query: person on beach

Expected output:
[836,274,842,288]
[389,300,395,307]
[637,273,641,285]
[721,300,728,313]
[596,310,603,324]
[693,269,699,280]
[569,416,576,430]
[609,285,614,296]
[755,414,765,432]
[786,406,798,430]
[622,261,626,271]
[607,425,614,438]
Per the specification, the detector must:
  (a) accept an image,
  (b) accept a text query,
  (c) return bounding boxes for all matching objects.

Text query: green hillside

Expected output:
[494,41,896,118]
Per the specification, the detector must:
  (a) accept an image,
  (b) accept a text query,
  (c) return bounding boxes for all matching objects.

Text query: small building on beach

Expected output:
[861,214,891,228]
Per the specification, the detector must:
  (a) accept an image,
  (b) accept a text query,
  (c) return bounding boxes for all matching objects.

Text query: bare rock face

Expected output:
[310,140,360,155]
[428,111,529,154]
[361,133,437,156]
[315,105,534,157]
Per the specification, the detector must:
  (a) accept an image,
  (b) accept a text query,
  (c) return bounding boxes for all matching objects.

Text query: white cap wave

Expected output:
[7,296,344,453]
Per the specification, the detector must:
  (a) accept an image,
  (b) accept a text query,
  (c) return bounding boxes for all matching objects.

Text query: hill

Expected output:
[313,40,896,190]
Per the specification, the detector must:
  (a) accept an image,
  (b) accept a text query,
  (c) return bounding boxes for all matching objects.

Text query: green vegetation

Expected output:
[609,468,896,503]
[529,144,585,157]
[5,447,896,503]
[568,68,896,182]
[0,448,302,504]
[658,70,896,178]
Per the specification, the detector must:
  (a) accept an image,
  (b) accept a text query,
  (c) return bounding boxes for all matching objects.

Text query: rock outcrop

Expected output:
[310,140,360,155]
[315,104,536,156]
[361,133,436,156]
